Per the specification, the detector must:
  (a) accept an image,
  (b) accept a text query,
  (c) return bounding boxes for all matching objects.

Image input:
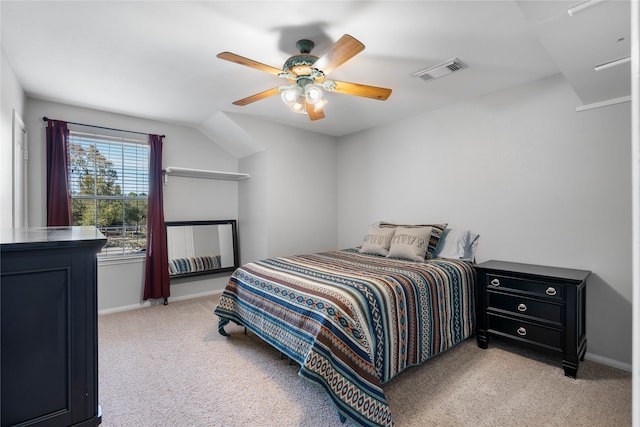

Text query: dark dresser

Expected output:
[475,260,590,378]
[1,227,106,427]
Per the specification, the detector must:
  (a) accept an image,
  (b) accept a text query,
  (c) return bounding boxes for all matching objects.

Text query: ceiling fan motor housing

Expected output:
[282,39,320,76]
[296,39,314,54]
[283,54,318,75]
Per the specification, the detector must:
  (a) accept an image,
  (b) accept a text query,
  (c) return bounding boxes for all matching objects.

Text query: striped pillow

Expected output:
[379,221,448,260]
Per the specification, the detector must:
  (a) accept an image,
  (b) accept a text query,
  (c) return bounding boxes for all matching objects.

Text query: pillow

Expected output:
[467,231,480,261]
[434,229,480,261]
[387,227,432,262]
[359,226,396,256]
[379,221,447,260]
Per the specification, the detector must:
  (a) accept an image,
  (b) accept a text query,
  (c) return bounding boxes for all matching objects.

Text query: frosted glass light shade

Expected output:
[281,85,302,104]
[305,84,324,104]
[289,94,306,113]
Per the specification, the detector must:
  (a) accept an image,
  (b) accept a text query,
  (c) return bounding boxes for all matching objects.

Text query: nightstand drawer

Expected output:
[488,313,563,351]
[487,292,562,324]
[486,274,563,301]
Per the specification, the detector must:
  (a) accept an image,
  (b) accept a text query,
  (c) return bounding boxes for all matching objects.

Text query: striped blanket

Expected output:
[214,249,475,427]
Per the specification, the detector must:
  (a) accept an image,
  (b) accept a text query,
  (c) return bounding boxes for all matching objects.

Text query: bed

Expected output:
[214,224,478,427]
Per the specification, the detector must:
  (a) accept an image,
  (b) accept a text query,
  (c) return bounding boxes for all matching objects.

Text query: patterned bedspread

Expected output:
[214,249,476,427]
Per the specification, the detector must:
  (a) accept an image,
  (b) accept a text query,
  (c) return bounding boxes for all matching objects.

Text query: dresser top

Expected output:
[1,226,106,251]
[475,260,591,282]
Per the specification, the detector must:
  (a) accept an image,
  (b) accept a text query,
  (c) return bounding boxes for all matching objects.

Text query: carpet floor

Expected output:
[98,295,631,427]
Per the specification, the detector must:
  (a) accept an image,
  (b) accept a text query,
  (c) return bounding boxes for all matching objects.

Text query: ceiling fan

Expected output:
[217,34,392,121]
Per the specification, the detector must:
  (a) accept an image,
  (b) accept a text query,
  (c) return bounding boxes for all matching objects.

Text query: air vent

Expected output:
[413,58,467,82]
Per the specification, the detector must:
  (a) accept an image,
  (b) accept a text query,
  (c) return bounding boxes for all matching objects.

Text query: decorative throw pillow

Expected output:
[434,229,480,261]
[359,226,396,256]
[387,227,432,261]
[379,221,448,260]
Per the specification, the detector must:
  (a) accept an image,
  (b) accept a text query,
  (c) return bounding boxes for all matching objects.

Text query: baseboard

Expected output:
[584,352,632,372]
[98,289,224,316]
[168,289,224,303]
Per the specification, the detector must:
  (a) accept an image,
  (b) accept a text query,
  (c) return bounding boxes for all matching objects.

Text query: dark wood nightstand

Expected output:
[475,260,590,378]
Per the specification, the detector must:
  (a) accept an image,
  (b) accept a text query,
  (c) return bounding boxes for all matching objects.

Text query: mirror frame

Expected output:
[165,219,239,278]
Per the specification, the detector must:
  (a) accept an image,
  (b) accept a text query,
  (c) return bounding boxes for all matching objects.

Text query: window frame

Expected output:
[67,130,150,258]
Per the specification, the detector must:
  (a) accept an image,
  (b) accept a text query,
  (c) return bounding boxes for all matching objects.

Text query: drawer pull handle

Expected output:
[517,327,527,336]
[491,278,500,286]
[546,287,557,296]
[517,303,527,312]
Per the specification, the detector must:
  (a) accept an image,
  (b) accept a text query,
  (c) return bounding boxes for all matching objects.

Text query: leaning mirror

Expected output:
[165,220,239,278]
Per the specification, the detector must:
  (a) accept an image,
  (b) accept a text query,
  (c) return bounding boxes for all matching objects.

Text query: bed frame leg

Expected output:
[218,318,231,336]
[163,297,168,305]
[217,318,248,337]
[278,352,295,365]
[339,413,346,423]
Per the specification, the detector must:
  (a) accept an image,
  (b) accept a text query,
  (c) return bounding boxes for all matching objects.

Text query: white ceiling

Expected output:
[0,1,631,139]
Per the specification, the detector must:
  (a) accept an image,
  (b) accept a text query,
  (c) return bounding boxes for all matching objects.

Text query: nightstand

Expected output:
[475,260,590,378]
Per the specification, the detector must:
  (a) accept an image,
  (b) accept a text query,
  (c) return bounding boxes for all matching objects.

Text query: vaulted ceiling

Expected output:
[1,1,631,139]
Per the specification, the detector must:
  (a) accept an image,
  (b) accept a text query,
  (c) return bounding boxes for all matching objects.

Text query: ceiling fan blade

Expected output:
[306,101,325,121]
[330,81,392,101]
[217,52,283,77]
[312,34,365,75]
[232,87,280,106]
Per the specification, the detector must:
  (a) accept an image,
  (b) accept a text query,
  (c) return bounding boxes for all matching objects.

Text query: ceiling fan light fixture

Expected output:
[314,98,328,111]
[288,93,307,114]
[290,102,306,114]
[305,84,324,104]
[281,85,302,105]
[281,79,325,113]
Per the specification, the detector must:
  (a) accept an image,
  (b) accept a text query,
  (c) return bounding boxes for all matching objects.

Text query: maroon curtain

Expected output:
[143,134,170,301]
[46,119,72,226]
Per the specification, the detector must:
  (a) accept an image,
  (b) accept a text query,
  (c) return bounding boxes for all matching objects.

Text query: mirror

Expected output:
[165,220,239,278]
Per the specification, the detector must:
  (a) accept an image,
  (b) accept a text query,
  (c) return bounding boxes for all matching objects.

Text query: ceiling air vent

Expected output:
[413,58,467,82]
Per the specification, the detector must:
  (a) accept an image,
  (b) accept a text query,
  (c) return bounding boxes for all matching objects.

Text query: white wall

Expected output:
[238,150,268,264]
[23,98,240,312]
[1,50,26,228]
[231,114,339,260]
[337,74,632,368]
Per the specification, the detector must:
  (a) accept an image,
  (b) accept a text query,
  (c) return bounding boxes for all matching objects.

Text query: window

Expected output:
[68,131,149,256]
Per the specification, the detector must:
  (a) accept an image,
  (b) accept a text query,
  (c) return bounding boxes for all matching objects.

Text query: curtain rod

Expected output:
[42,116,165,138]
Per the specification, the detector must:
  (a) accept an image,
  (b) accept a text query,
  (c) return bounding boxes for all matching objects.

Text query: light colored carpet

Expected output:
[98,295,631,427]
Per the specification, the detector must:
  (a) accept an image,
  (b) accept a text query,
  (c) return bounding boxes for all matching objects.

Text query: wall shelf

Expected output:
[162,167,250,183]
